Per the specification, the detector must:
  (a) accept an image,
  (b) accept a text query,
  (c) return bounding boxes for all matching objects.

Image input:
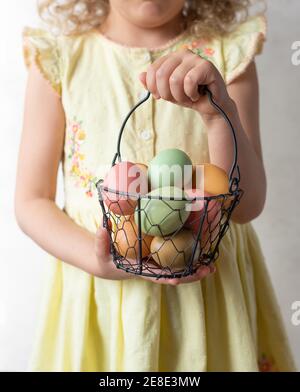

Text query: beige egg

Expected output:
[150,229,199,270]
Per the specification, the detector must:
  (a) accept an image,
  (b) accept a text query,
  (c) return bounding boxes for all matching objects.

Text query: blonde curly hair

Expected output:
[38,0,265,37]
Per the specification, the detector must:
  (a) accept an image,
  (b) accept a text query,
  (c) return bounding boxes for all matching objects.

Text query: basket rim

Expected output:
[95,178,243,201]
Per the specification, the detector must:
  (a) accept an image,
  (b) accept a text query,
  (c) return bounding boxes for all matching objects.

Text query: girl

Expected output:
[15,0,296,371]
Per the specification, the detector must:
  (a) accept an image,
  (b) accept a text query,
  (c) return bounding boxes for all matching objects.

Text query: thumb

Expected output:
[95,223,112,260]
[139,72,148,89]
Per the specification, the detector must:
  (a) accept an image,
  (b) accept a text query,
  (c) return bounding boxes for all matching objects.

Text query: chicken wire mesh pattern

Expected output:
[96,188,243,278]
[95,87,244,279]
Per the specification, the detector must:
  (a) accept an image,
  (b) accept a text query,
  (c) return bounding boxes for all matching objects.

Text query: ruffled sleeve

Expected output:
[22,27,62,96]
[222,15,267,84]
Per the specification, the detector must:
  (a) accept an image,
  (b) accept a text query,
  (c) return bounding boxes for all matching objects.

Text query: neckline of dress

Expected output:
[92,27,190,53]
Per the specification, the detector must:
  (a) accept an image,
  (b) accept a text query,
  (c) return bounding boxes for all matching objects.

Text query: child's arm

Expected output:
[207,61,267,224]
[15,64,134,280]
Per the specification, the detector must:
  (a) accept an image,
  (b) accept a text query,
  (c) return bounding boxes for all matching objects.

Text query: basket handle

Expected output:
[112,86,240,193]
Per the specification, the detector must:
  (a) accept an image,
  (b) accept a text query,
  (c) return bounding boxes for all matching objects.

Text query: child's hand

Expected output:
[139,49,236,122]
[94,225,136,280]
[140,264,216,286]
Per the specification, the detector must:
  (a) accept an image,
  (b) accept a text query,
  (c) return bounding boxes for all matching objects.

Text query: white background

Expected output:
[0,1,299,371]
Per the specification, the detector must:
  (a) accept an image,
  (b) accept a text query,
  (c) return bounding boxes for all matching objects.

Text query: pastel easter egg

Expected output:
[192,163,229,195]
[204,196,223,243]
[184,188,206,233]
[184,189,222,254]
[149,148,193,189]
[136,163,152,191]
[102,161,148,215]
[135,163,148,174]
[134,186,191,236]
[113,215,153,261]
[150,229,200,270]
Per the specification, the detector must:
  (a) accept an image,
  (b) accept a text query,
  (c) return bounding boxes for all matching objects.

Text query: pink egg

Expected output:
[184,189,222,253]
[103,161,148,215]
[184,189,205,233]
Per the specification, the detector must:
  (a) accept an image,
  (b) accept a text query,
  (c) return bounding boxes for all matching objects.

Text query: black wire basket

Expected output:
[95,86,244,279]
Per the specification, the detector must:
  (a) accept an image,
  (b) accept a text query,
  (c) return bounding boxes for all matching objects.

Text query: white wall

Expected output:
[0,0,299,371]
[253,0,300,369]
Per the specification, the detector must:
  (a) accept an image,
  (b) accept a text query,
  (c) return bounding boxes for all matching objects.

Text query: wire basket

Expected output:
[95,86,244,279]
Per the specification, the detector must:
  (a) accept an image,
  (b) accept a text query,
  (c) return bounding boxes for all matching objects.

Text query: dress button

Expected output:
[143,52,151,62]
[140,129,151,141]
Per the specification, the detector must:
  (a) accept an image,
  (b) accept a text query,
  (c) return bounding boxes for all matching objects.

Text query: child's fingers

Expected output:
[155,56,182,101]
[183,71,202,102]
[95,225,111,261]
[170,265,212,284]
[184,61,218,101]
[169,61,196,103]
[144,55,169,97]
[140,265,213,286]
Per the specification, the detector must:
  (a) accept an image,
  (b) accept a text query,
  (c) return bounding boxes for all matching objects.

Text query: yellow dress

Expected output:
[22,15,296,372]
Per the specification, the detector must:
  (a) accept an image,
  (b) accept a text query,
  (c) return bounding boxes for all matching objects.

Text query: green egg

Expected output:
[148,148,193,189]
[134,186,191,236]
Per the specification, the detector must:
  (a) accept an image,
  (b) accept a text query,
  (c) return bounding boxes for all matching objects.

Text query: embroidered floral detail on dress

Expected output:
[177,38,215,61]
[66,117,98,198]
[258,354,278,372]
[161,36,215,61]
[188,46,215,61]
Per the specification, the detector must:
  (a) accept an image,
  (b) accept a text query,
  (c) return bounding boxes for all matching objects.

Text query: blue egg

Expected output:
[148,148,193,189]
